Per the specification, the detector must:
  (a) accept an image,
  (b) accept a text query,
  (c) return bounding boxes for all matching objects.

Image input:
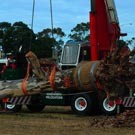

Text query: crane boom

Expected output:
[90,0,120,60]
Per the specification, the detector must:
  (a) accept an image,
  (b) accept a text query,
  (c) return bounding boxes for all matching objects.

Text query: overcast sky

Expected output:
[0,0,135,41]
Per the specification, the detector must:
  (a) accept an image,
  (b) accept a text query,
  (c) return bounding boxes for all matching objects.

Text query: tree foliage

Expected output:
[69,22,90,41]
[0,21,66,58]
[0,21,35,54]
[126,37,135,50]
[34,27,65,58]
[0,21,91,58]
[0,22,11,31]
[117,39,127,48]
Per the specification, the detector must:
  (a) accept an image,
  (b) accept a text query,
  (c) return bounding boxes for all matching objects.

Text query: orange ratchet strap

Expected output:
[49,65,56,90]
[21,63,30,95]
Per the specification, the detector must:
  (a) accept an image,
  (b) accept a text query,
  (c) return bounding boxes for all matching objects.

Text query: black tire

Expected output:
[71,94,93,115]
[1,103,22,112]
[26,104,45,112]
[101,97,118,115]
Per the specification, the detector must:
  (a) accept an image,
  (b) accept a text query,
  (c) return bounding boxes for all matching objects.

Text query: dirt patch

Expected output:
[89,110,135,128]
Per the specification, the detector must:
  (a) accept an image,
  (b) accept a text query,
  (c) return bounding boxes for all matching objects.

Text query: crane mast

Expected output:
[90,0,120,60]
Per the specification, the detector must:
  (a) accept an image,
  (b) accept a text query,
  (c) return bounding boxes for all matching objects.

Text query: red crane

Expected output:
[90,0,121,60]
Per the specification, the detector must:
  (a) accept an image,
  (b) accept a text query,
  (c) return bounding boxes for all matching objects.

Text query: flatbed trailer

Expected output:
[1,88,135,115]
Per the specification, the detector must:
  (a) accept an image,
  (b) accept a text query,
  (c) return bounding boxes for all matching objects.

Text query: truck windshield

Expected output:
[61,45,79,64]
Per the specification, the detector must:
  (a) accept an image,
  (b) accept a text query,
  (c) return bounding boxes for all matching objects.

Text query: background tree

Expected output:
[0,22,11,50]
[68,22,90,41]
[117,39,128,48]
[126,37,135,50]
[32,35,54,58]
[0,21,66,58]
[34,27,65,58]
[0,22,11,32]
[0,21,35,55]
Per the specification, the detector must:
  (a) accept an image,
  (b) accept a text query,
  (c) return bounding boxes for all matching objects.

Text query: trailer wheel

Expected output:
[101,97,117,115]
[1,103,22,112]
[71,94,93,115]
[26,104,45,112]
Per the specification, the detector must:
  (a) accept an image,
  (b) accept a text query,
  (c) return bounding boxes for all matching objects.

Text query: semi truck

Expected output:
[1,0,135,115]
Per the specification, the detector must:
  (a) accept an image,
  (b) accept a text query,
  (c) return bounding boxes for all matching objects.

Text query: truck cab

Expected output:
[59,40,90,70]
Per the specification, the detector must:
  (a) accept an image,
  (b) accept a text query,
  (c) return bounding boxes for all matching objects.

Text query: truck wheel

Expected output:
[101,97,117,115]
[71,94,93,115]
[1,103,22,112]
[26,104,45,112]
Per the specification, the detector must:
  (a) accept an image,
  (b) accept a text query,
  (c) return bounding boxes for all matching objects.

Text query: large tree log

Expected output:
[0,51,101,100]
[2,46,134,101]
[0,79,51,99]
[0,51,52,99]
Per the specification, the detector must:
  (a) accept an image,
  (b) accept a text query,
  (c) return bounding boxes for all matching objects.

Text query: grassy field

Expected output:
[0,106,135,135]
